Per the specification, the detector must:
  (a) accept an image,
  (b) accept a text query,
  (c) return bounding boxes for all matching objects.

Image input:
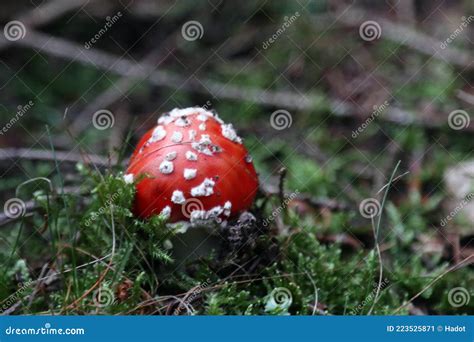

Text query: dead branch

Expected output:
[0,0,93,50]
[19,0,93,27]
[5,29,314,110]
[0,199,39,227]
[394,0,416,26]
[0,147,114,167]
[5,29,473,132]
[456,89,474,105]
[334,8,473,69]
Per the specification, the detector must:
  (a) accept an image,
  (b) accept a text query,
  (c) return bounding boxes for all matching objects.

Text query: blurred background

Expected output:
[0,0,473,315]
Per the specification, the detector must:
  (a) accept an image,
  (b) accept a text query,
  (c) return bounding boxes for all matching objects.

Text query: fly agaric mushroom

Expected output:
[125,107,259,224]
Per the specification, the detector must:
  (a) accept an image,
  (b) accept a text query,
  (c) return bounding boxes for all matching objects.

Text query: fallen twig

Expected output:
[456,89,474,105]
[0,147,115,167]
[333,7,473,69]
[0,0,94,50]
[19,0,93,27]
[4,29,472,132]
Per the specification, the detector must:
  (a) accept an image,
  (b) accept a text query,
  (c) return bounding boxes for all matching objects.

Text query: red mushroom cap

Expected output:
[125,107,259,224]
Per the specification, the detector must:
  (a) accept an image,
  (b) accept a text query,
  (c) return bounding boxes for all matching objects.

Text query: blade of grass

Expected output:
[367,160,401,315]
[46,125,79,297]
